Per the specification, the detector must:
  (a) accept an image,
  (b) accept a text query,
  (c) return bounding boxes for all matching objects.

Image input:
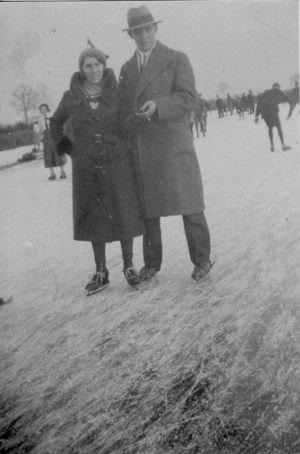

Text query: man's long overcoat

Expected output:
[51,69,145,243]
[118,41,205,218]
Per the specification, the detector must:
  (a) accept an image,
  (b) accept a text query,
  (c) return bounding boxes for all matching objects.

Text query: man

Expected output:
[215,95,224,118]
[118,5,211,283]
[226,93,234,115]
[247,90,255,114]
[195,94,209,137]
[287,81,299,119]
[255,83,291,152]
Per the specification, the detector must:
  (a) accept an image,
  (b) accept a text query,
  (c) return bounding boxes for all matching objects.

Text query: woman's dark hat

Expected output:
[39,103,50,112]
[122,5,162,32]
[79,48,107,70]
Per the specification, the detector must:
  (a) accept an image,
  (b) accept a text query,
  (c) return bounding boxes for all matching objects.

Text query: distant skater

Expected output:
[32,121,42,151]
[235,97,245,121]
[195,94,209,137]
[216,95,224,118]
[287,81,299,119]
[247,90,255,114]
[255,83,291,152]
[226,93,234,115]
[39,103,67,180]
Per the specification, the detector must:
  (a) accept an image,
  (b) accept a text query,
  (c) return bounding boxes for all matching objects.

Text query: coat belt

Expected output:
[74,133,119,145]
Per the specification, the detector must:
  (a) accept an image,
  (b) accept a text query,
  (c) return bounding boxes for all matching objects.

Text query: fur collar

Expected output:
[69,68,117,106]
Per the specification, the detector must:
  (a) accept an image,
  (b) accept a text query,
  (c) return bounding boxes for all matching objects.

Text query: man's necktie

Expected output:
[140,53,147,73]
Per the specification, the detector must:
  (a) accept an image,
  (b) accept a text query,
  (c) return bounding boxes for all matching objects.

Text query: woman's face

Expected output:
[82,56,104,84]
[39,106,48,116]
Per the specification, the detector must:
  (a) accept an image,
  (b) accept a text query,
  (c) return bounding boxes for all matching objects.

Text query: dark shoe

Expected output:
[282,145,291,151]
[48,174,56,181]
[59,172,67,179]
[124,267,141,286]
[85,269,110,295]
[192,262,211,282]
[139,265,158,281]
[270,146,275,152]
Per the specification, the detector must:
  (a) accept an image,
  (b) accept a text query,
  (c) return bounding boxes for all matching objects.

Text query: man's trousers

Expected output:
[143,212,211,270]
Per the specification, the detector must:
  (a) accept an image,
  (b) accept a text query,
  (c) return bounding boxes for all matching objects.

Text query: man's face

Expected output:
[129,24,157,52]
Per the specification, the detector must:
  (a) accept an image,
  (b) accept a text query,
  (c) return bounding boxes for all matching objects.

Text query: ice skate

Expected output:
[192,262,212,282]
[85,270,109,296]
[139,266,158,281]
[123,267,141,286]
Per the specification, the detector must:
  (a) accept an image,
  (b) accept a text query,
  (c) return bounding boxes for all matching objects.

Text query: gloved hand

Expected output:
[57,135,72,156]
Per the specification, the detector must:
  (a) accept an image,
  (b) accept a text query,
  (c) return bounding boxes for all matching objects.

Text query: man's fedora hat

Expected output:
[122,5,162,32]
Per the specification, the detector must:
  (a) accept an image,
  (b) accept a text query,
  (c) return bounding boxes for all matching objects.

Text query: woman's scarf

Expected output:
[82,80,102,110]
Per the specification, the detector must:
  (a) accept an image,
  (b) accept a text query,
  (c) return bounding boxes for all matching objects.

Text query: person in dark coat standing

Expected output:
[39,104,67,180]
[119,5,211,283]
[247,90,255,114]
[51,48,145,295]
[235,97,245,121]
[255,82,291,152]
[215,95,224,118]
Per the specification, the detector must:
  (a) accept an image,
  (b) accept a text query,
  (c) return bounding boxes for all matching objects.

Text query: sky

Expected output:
[0,0,298,124]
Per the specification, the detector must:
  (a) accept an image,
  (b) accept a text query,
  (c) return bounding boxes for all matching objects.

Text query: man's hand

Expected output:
[136,100,157,119]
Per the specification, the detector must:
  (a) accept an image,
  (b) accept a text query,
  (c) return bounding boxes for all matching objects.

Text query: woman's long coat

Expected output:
[51,69,145,243]
[118,41,205,218]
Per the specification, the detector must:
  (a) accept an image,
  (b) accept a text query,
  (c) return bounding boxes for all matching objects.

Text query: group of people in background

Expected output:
[216,90,256,120]
[214,82,298,153]
[193,81,298,153]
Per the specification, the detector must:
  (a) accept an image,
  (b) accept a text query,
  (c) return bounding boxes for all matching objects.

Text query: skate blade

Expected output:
[86,283,109,296]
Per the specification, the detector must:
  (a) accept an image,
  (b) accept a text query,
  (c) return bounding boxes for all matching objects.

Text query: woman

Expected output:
[51,48,145,295]
[32,121,42,151]
[39,103,67,180]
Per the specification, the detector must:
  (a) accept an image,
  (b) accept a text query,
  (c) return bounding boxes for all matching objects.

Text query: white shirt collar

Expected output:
[136,40,157,67]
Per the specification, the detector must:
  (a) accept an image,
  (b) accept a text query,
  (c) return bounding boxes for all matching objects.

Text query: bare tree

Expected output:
[11,84,39,126]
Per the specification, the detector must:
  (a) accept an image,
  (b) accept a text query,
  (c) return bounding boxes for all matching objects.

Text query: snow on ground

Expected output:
[0,106,299,453]
[0,145,38,167]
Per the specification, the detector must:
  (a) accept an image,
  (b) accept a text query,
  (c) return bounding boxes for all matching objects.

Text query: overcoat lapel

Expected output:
[134,41,173,103]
